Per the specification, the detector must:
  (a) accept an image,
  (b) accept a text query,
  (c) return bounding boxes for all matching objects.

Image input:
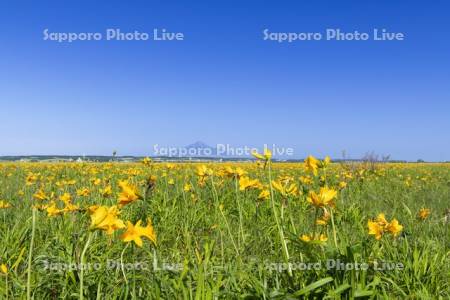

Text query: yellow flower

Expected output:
[322,156,331,168]
[385,219,403,237]
[300,234,312,242]
[307,187,337,208]
[91,178,102,186]
[368,220,384,240]
[417,208,431,220]
[46,202,62,217]
[33,189,48,201]
[146,175,157,187]
[142,157,152,166]
[26,173,38,185]
[166,163,176,170]
[375,213,388,227]
[239,177,262,191]
[300,233,328,243]
[76,188,90,197]
[252,148,272,161]
[271,180,298,197]
[139,218,157,245]
[87,205,100,214]
[299,175,313,185]
[183,183,192,192]
[338,181,347,189]
[33,204,49,211]
[257,189,270,201]
[90,205,125,235]
[0,200,11,209]
[0,264,7,275]
[223,166,246,178]
[66,179,77,185]
[100,185,113,197]
[121,218,156,247]
[59,193,72,203]
[117,181,141,206]
[304,155,319,175]
[62,202,79,213]
[196,165,213,178]
[368,213,403,239]
[318,234,328,242]
[121,221,143,247]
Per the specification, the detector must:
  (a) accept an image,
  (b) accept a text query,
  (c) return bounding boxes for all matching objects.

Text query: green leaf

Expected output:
[294,277,334,296]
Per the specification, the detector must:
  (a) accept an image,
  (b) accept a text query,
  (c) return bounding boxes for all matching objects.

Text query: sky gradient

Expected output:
[1,1,449,161]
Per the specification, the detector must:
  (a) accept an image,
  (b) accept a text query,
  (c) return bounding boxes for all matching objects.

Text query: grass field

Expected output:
[0,156,449,299]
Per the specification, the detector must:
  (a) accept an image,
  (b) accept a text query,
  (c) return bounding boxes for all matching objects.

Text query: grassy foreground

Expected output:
[0,158,449,299]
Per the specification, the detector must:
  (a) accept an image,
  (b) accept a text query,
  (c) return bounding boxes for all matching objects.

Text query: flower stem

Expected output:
[120,243,130,285]
[27,207,36,300]
[330,208,338,249]
[268,161,292,276]
[312,208,319,237]
[234,177,245,247]
[219,206,240,257]
[80,231,94,300]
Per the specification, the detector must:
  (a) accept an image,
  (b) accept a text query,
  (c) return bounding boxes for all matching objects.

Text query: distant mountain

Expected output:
[184,141,217,156]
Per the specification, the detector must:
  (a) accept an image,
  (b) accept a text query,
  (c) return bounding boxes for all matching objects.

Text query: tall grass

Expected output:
[0,161,448,298]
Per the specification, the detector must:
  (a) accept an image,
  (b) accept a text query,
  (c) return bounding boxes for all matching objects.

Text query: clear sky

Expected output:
[0,1,449,161]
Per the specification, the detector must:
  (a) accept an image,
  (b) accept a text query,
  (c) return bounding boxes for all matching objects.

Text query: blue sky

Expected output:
[0,1,449,161]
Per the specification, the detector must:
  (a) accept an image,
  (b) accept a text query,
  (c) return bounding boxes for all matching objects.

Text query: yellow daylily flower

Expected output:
[59,193,72,203]
[0,264,7,275]
[257,189,270,201]
[300,234,312,242]
[271,180,298,197]
[0,200,11,209]
[26,173,38,185]
[300,233,328,243]
[368,213,403,239]
[375,213,389,227]
[307,187,337,208]
[121,218,156,247]
[90,205,125,235]
[223,166,246,178]
[368,220,384,240]
[62,202,79,213]
[117,181,141,206]
[385,219,403,237]
[338,181,347,189]
[252,148,272,161]
[318,234,328,242]
[304,155,319,175]
[417,208,431,220]
[100,185,113,197]
[142,157,152,166]
[322,156,331,168]
[183,183,192,192]
[239,177,262,191]
[46,202,62,217]
[299,175,313,185]
[196,165,213,177]
[91,178,102,186]
[76,188,90,197]
[87,205,100,214]
[33,189,48,201]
